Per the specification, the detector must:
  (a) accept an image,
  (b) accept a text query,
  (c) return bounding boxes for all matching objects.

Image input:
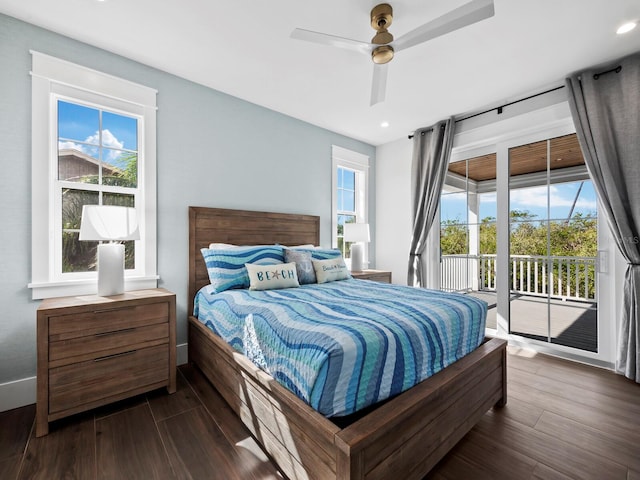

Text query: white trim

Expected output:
[30,52,158,299]
[331,146,370,259]
[506,337,614,370]
[30,51,157,107]
[28,276,159,300]
[0,376,36,412]
[177,343,189,366]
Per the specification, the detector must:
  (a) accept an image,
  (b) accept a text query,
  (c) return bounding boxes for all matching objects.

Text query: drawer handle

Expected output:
[95,328,136,337]
[93,306,136,314]
[94,350,137,362]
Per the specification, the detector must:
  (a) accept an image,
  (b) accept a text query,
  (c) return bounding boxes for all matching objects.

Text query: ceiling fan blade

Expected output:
[370,63,388,106]
[291,28,371,55]
[393,0,494,52]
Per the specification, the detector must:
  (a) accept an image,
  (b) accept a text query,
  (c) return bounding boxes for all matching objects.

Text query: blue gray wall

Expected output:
[0,13,375,392]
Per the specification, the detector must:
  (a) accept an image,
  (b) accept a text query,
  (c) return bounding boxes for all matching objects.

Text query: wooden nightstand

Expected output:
[36,288,176,437]
[351,269,392,283]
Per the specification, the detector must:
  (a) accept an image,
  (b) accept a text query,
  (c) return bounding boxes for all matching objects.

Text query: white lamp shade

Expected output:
[343,223,370,243]
[79,205,140,241]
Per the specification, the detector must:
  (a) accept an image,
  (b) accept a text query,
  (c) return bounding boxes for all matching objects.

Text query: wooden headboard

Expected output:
[188,206,320,313]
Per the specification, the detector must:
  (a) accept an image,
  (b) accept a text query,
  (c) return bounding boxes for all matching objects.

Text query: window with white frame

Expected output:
[331,146,369,262]
[29,52,158,299]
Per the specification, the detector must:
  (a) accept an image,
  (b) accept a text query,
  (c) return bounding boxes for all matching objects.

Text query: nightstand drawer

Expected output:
[49,344,169,414]
[49,323,169,367]
[49,302,169,341]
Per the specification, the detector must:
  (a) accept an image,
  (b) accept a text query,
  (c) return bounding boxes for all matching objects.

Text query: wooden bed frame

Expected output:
[188,206,507,480]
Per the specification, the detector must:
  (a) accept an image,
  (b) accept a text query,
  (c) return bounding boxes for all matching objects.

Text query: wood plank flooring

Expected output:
[1,347,638,479]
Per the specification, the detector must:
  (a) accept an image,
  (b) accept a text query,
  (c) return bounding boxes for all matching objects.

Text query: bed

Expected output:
[188,206,507,480]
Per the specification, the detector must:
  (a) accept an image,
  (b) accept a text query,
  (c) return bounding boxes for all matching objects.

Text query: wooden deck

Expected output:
[470,291,597,352]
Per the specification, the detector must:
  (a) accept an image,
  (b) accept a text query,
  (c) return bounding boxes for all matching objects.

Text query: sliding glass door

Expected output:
[508,134,598,351]
[440,154,497,328]
[439,129,607,356]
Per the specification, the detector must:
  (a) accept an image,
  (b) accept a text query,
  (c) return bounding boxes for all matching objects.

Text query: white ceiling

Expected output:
[1,0,640,146]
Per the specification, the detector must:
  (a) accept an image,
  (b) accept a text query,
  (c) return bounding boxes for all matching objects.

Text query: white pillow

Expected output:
[312,257,351,284]
[245,262,300,291]
[209,242,237,249]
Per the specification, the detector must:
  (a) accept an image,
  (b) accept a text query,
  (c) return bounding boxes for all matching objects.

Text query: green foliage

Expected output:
[441,210,598,298]
[61,154,138,273]
[440,220,467,255]
[442,210,597,257]
[479,217,496,254]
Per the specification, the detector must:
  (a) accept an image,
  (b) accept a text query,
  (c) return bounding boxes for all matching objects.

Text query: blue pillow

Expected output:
[295,248,342,261]
[284,248,317,284]
[201,245,284,293]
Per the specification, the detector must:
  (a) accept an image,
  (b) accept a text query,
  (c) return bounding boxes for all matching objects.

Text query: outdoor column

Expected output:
[469,190,479,291]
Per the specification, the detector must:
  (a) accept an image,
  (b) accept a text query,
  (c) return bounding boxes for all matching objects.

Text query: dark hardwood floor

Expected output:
[1,348,639,479]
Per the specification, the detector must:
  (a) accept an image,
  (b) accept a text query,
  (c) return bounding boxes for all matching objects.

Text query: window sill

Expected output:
[28,275,159,300]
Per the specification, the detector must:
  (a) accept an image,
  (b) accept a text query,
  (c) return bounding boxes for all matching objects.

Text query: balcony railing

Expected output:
[441,254,596,302]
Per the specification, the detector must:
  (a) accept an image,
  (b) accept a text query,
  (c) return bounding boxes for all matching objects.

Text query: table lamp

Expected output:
[79,205,140,296]
[344,223,370,272]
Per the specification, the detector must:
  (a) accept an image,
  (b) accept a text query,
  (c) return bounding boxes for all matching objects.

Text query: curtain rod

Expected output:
[408,85,565,139]
[593,65,621,80]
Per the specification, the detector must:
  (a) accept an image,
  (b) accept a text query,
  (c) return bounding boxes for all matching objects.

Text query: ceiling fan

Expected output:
[291,0,495,106]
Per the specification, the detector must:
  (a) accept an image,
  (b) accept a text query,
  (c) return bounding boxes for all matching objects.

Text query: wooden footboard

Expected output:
[189,316,507,480]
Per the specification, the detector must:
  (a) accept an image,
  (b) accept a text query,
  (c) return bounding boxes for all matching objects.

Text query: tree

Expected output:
[440,209,597,297]
[62,151,138,272]
[440,220,467,255]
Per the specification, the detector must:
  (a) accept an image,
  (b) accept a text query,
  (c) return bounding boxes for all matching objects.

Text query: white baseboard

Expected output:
[177,342,188,366]
[0,343,190,413]
[0,376,36,412]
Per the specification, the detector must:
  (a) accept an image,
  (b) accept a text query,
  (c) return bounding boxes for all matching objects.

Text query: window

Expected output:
[337,167,357,254]
[58,101,139,273]
[29,52,158,299]
[332,146,369,261]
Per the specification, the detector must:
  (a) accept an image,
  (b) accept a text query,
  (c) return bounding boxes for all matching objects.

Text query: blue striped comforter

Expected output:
[194,279,487,417]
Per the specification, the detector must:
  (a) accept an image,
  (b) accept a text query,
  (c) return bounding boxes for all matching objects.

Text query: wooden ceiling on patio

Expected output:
[448,134,585,181]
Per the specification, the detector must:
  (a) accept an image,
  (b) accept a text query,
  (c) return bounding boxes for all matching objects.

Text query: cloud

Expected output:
[85,129,124,151]
[511,185,596,210]
[58,129,124,163]
[58,140,85,151]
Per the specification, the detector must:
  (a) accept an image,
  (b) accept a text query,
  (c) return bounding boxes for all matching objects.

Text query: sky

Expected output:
[441,181,598,224]
[57,100,137,169]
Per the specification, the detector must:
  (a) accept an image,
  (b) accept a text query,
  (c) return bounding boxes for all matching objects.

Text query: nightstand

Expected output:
[36,288,176,437]
[351,269,392,283]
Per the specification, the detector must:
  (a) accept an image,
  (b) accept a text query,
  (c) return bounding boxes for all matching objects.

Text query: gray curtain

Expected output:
[565,52,640,382]
[407,118,455,287]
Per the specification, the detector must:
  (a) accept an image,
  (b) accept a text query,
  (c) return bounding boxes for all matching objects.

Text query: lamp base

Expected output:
[350,243,364,272]
[97,243,125,296]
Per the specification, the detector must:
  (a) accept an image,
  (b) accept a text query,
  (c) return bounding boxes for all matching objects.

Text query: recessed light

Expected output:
[617,21,637,34]
[380,121,390,128]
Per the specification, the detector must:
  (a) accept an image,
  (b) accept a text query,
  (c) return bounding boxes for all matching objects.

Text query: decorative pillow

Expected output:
[294,247,342,261]
[313,257,351,284]
[246,262,299,291]
[284,248,317,284]
[208,242,237,249]
[201,245,284,292]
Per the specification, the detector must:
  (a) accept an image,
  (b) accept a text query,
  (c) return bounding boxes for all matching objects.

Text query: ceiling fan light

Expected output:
[372,45,394,64]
